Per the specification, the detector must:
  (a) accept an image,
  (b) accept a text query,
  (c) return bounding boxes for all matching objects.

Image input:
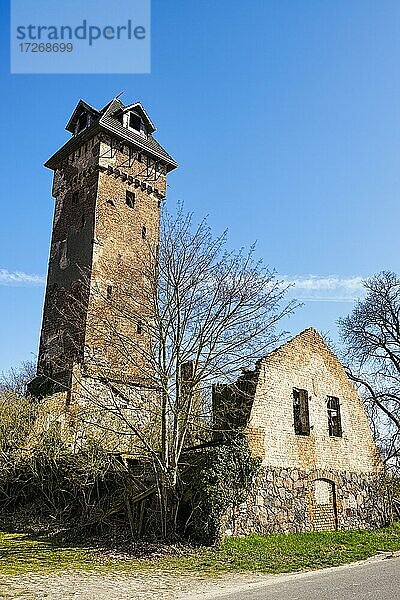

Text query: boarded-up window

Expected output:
[315,479,331,505]
[327,396,342,437]
[181,361,194,383]
[293,388,310,436]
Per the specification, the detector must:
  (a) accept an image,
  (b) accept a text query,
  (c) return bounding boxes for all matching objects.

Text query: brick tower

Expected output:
[31,97,177,398]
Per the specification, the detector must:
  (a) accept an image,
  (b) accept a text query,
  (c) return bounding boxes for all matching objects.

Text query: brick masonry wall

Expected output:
[83,135,166,382]
[68,369,160,453]
[38,135,100,382]
[32,373,160,455]
[37,130,168,389]
[247,328,380,474]
[233,328,385,533]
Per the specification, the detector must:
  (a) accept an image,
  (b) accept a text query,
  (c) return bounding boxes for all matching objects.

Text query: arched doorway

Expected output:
[311,478,338,531]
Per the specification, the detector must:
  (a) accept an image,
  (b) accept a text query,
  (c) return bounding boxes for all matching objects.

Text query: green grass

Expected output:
[1,523,400,577]
[185,524,400,574]
[0,532,107,576]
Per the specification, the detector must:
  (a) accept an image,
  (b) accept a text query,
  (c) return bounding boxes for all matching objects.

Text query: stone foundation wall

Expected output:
[226,465,388,535]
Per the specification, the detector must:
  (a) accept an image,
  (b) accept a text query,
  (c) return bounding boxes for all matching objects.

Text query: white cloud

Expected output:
[0,267,366,302]
[283,275,365,302]
[0,269,45,286]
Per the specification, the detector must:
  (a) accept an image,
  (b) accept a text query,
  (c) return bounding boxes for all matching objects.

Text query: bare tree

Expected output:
[0,360,36,396]
[63,207,297,536]
[339,271,400,471]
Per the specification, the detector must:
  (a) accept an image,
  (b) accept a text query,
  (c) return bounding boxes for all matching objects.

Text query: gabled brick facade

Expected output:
[219,329,386,533]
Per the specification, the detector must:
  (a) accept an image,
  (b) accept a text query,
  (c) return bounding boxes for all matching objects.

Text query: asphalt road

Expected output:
[209,555,400,600]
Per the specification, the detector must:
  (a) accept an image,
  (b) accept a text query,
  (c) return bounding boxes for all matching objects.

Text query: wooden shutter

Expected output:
[299,389,310,435]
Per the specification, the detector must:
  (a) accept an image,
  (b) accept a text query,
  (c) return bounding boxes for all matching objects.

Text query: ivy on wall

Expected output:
[179,433,261,544]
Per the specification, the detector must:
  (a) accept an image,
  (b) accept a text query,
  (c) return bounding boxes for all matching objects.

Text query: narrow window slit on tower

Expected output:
[137,320,143,334]
[142,225,147,239]
[126,190,135,208]
[106,285,113,300]
[128,146,134,167]
[293,388,310,436]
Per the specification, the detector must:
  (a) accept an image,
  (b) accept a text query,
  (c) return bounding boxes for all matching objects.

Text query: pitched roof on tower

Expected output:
[45,96,178,171]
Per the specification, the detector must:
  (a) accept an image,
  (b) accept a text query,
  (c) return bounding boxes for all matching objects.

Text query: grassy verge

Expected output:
[182,523,400,574]
[1,523,399,577]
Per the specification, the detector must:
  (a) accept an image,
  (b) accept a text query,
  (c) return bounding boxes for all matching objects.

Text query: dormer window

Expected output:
[127,111,147,137]
[129,112,142,131]
[77,112,88,133]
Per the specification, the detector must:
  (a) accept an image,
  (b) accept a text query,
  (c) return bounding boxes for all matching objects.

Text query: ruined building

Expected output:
[31,99,384,532]
[30,97,177,401]
[214,328,385,533]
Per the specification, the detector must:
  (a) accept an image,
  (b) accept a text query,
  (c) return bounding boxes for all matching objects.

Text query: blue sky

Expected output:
[1,0,400,373]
